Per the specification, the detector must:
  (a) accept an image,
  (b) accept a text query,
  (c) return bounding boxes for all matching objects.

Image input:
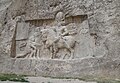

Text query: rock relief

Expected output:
[9,11,93,59]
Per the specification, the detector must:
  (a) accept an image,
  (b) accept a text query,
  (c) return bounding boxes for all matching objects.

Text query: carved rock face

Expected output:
[0,0,106,60]
[1,11,95,59]
[0,0,120,79]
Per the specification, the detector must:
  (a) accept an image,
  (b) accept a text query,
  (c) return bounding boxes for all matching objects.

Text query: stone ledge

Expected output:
[0,58,120,79]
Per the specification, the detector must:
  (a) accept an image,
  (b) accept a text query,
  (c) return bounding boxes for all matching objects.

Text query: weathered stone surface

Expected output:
[0,58,120,79]
[0,0,120,80]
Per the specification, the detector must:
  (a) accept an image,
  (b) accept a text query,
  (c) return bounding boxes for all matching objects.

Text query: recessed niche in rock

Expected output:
[10,11,95,59]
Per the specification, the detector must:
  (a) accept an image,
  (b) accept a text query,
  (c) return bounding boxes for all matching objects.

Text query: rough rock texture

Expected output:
[0,0,120,79]
[0,58,120,79]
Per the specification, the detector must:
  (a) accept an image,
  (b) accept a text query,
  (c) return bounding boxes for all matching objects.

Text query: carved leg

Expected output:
[62,49,68,59]
[52,51,56,59]
[65,44,74,59]
[29,50,34,58]
[24,52,30,59]
[62,54,67,59]
[15,54,26,58]
[69,49,74,59]
[16,50,31,58]
[33,49,37,59]
[24,50,31,58]
[50,46,54,59]
[36,49,40,59]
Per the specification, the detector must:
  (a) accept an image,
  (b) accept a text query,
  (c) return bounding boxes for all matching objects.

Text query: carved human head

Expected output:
[55,12,65,22]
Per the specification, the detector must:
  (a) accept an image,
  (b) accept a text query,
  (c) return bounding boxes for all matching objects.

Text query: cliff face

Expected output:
[0,0,120,79]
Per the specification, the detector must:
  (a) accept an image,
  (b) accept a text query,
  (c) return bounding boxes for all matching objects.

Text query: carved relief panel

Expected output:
[10,11,95,59]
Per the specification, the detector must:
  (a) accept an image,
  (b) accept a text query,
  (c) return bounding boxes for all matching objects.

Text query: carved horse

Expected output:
[41,28,77,59]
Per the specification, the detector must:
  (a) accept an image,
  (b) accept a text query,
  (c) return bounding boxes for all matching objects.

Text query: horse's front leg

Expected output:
[52,48,57,59]
[49,46,54,59]
[52,43,58,59]
[69,49,74,59]
[36,49,40,59]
